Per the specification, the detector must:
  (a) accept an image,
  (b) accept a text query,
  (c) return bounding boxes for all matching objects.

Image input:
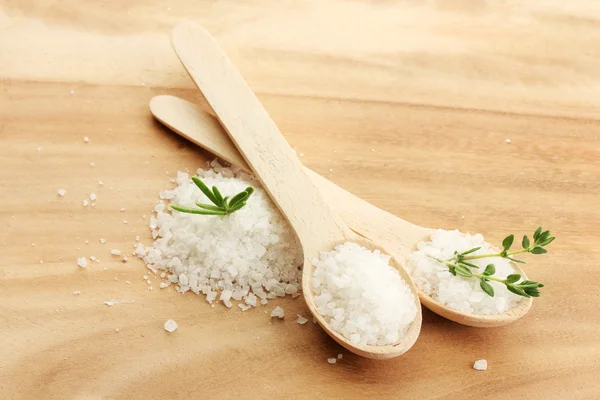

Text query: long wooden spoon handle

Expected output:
[171,22,348,245]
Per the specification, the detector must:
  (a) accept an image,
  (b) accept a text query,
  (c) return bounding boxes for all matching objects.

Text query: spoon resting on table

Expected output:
[170,22,423,359]
[149,94,533,328]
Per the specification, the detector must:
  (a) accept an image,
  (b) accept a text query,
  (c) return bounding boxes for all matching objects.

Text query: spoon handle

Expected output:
[171,22,348,246]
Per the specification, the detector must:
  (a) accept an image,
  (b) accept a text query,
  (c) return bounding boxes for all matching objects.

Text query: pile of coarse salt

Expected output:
[135,161,302,310]
[312,242,417,346]
[407,229,523,315]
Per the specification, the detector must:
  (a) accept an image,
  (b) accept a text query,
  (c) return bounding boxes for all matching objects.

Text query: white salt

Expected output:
[121,208,126,212]
[115,328,120,333]
[312,242,417,346]
[100,238,106,244]
[99,180,104,185]
[90,162,95,167]
[271,306,285,319]
[110,249,121,256]
[407,229,523,315]
[90,193,97,201]
[164,320,178,332]
[505,138,511,144]
[57,189,66,197]
[296,314,308,325]
[473,359,488,371]
[327,358,337,364]
[337,353,343,359]
[72,291,80,295]
[77,257,87,268]
[138,163,302,310]
[82,200,89,207]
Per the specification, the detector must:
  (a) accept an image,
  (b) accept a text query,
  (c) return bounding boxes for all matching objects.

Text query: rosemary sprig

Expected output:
[430,227,553,298]
[171,177,254,216]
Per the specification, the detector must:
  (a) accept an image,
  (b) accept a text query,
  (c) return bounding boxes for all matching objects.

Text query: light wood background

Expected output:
[1,1,599,399]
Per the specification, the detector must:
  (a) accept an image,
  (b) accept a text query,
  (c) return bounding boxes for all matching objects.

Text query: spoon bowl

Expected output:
[170,21,423,358]
[149,94,534,328]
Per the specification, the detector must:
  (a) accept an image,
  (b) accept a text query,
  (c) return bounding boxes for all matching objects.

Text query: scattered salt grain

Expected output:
[82,200,89,207]
[337,353,343,359]
[90,193,97,201]
[115,328,120,333]
[104,300,117,307]
[100,238,106,244]
[110,249,121,256]
[120,208,126,212]
[90,162,95,167]
[296,314,308,325]
[77,257,87,268]
[126,280,131,284]
[327,358,337,364]
[407,229,523,315]
[72,291,80,295]
[135,236,140,241]
[39,260,43,264]
[37,147,42,151]
[271,306,285,319]
[164,319,178,332]
[505,138,511,144]
[143,275,148,280]
[122,256,128,263]
[57,189,66,197]
[473,359,488,371]
[99,180,104,185]
[69,90,75,95]
[90,256,96,261]
[83,136,89,142]
[312,242,417,346]
[159,282,169,289]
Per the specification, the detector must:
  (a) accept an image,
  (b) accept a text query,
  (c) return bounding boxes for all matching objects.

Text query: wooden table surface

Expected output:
[1,1,599,399]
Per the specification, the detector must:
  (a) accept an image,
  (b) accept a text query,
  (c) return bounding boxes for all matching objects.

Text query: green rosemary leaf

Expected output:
[192,177,218,205]
[228,191,250,209]
[171,204,227,215]
[461,261,480,269]
[480,280,494,297]
[507,285,530,297]
[460,247,481,256]
[522,235,530,249]
[455,264,473,277]
[502,234,514,251]
[195,203,226,212]
[212,186,224,206]
[483,264,495,276]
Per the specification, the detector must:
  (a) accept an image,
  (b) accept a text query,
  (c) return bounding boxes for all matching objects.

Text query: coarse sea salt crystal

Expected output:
[296,314,308,325]
[473,359,488,371]
[110,249,121,256]
[164,319,178,332]
[337,353,343,359]
[82,200,89,207]
[327,358,337,364]
[407,229,523,315]
[90,193,97,201]
[57,189,66,196]
[72,291,80,295]
[312,242,417,346]
[271,306,285,319]
[83,136,89,142]
[100,238,106,244]
[77,257,87,268]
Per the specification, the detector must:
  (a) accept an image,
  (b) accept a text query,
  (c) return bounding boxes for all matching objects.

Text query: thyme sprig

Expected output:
[430,227,553,298]
[171,177,254,216]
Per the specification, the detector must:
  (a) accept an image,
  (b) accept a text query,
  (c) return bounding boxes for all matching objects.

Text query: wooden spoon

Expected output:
[170,22,422,359]
[149,94,534,328]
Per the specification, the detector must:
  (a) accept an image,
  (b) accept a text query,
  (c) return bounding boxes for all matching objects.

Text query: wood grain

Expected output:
[1,1,599,399]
